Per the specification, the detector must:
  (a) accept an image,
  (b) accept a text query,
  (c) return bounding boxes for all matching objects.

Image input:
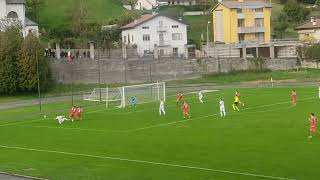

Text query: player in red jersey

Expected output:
[182,101,190,119]
[69,106,76,122]
[291,89,297,106]
[76,106,83,121]
[309,113,320,138]
[177,92,183,105]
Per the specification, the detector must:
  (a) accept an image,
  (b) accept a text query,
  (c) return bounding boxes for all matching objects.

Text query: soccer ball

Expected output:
[44,115,47,118]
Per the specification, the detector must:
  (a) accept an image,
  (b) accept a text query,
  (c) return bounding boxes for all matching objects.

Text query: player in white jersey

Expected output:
[198,90,203,103]
[55,115,68,125]
[219,99,226,117]
[159,98,166,115]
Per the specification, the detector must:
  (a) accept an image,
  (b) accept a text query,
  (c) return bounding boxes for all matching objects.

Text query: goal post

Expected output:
[84,82,166,108]
[119,82,166,108]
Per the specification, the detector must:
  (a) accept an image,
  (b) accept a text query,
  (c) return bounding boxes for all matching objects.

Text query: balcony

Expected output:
[237,13,245,19]
[254,12,264,18]
[237,27,265,33]
[157,26,168,32]
[156,41,171,46]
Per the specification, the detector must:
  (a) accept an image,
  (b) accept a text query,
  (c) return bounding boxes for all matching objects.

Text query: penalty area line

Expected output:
[0,145,296,180]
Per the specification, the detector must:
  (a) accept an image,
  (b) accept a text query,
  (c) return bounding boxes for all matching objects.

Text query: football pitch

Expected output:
[0,86,319,180]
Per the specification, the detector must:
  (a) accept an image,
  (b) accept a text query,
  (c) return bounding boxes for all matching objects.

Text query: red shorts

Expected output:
[183,110,189,113]
[70,113,74,118]
[76,113,81,117]
[293,97,297,103]
[311,126,317,133]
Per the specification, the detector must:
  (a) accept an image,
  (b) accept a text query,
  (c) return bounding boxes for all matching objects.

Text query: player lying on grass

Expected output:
[292,89,297,106]
[159,98,165,116]
[219,98,226,117]
[182,101,190,119]
[177,92,183,105]
[308,113,320,139]
[232,94,240,111]
[198,90,203,103]
[55,115,69,125]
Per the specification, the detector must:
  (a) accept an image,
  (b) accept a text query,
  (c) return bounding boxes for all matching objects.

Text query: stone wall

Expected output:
[49,58,298,84]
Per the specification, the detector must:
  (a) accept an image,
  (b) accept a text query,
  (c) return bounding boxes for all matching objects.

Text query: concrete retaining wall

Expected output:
[49,58,298,84]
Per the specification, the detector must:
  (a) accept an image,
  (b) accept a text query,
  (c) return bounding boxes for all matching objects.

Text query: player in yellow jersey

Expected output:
[232,95,240,111]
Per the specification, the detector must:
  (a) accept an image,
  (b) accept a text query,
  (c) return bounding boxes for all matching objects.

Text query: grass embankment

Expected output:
[38,0,123,29]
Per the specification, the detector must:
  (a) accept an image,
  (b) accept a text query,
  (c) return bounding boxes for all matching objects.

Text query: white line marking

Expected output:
[0,145,296,180]
[0,118,43,127]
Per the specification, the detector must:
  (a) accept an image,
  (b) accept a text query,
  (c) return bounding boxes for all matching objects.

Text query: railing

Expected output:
[237,27,265,33]
[254,12,264,18]
[237,13,245,19]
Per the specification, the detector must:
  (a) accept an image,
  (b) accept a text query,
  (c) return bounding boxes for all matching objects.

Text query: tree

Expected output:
[68,0,88,37]
[273,13,289,38]
[283,0,310,23]
[17,33,50,92]
[304,43,320,69]
[316,0,320,8]
[0,27,23,94]
[25,0,43,22]
[96,27,121,58]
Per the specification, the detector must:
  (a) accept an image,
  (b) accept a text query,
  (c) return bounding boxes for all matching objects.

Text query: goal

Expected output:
[83,82,166,108]
[119,82,166,108]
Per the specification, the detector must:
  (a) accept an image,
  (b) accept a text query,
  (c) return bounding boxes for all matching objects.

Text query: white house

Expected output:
[295,17,320,42]
[0,0,39,37]
[123,0,157,10]
[121,13,188,57]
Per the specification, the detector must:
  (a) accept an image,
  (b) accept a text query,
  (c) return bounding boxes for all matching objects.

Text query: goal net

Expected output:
[119,82,166,108]
[83,82,166,108]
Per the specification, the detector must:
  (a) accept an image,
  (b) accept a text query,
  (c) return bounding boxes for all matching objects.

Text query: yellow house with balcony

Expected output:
[211,0,272,44]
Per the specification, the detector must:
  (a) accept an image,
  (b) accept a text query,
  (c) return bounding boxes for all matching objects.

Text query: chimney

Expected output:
[313,21,317,26]
[134,20,138,24]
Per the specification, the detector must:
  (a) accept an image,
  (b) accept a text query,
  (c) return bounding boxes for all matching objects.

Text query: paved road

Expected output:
[0,173,46,180]
[0,81,318,111]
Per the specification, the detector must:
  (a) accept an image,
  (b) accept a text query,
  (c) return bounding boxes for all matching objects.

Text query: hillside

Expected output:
[38,0,123,29]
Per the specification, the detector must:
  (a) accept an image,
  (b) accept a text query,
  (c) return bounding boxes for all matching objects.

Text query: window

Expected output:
[7,11,18,18]
[172,33,182,40]
[237,9,242,13]
[173,47,178,56]
[172,25,179,28]
[255,33,264,42]
[238,34,245,42]
[142,26,149,29]
[159,21,164,27]
[123,36,127,43]
[255,18,264,27]
[143,34,150,41]
[254,8,263,12]
[237,19,244,27]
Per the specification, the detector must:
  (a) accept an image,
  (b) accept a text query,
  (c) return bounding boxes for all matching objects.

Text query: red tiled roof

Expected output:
[295,19,320,30]
[121,13,160,30]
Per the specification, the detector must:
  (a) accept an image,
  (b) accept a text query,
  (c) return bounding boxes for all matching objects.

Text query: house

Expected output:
[158,0,207,6]
[295,17,320,42]
[211,0,272,44]
[123,0,157,10]
[0,0,39,37]
[121,13,188,57]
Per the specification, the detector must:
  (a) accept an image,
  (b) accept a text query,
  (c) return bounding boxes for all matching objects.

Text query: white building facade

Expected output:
[0,0,39,37]
[123,0,157,10]
[121,13,188,57]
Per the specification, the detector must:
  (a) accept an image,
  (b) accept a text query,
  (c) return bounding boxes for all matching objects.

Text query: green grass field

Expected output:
[0,85,319,180]
[38,0,123,29]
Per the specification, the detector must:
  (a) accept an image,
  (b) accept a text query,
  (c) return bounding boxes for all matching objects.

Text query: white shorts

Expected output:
[220,107,225,112]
